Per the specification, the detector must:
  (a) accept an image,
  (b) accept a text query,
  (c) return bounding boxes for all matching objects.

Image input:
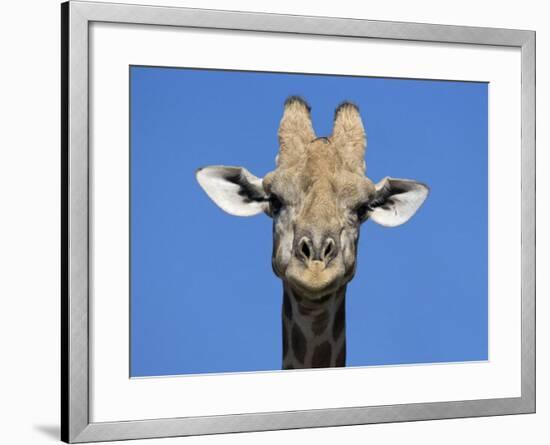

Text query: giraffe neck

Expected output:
[282,284,346,370]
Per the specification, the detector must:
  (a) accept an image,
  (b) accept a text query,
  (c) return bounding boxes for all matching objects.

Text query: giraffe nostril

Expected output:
[294,236,315,263]
[321,237,337,264]
[300,240,311,260]
[323,239,334,259]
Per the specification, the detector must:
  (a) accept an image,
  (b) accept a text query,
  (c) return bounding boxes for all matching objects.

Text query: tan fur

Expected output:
[331,103,367,174]
[266,99,376,298]
[277,98,316,167]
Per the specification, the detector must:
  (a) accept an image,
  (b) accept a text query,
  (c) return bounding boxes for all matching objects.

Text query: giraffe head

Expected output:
[196,97,429,300]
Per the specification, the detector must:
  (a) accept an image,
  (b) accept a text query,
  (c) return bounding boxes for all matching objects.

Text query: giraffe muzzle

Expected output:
[296,235,338,267]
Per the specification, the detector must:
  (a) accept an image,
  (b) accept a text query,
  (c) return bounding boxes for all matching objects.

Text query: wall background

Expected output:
[0,0,546,444]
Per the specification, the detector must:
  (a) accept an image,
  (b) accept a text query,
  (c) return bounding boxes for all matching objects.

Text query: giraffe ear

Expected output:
[369,177,429,227]
[196,166,269,217]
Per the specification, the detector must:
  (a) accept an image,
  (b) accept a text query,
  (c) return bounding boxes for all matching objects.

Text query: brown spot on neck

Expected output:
[311,341,332,368]
[332,298,346,342]
[291,324,306,364]
[335,342,346,367]
[311,310,330,336]
[283,290,293,319]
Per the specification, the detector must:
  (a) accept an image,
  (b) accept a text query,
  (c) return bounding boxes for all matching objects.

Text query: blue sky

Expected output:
[130,66,488,377]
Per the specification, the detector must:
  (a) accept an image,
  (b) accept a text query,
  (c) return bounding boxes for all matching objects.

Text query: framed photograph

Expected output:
[61,1,535,442]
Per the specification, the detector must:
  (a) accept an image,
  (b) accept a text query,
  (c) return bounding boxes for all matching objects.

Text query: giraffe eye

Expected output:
[269,194,283,214]
[356,203,371,221]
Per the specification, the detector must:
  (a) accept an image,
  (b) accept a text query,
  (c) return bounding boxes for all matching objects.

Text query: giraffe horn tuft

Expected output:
[277,96,316,167]
[332,101,367,174]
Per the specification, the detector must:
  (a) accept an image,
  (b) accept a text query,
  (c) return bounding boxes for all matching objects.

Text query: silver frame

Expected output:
[61,1,536,442]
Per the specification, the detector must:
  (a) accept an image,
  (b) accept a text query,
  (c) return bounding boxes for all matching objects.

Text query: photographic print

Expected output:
[61,5,536,441]
[62,5,535,441]
[130,66,488,377]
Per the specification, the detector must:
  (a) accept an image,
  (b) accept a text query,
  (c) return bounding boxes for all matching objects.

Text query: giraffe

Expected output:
[196,96,429,370]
